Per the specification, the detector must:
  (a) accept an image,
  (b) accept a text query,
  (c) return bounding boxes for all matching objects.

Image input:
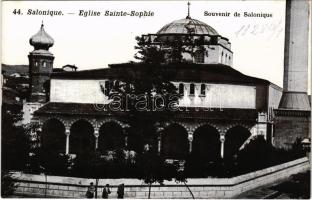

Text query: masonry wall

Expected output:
[273,113,310,149]
[13,157,309,199]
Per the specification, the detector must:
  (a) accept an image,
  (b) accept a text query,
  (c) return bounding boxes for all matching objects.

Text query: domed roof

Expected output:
[157,18,219,35]
[30,23,54,50]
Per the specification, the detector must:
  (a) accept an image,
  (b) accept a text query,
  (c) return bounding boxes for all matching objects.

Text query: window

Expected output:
[114,80,120,88]
[194,50,204,63]
[43,61,46,67]
[200,84,206,96]
[179,83,184,95]
[104,81,110,96]
[189,83,195,96]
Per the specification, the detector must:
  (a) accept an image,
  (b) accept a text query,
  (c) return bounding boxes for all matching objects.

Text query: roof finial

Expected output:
[186,2,191,19]
[41,20,44,29]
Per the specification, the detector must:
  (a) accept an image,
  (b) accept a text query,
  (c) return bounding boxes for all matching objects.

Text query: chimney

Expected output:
[279,0,310,110]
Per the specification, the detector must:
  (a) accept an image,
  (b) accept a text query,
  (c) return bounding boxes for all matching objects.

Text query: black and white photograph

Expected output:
[1,0,311,199]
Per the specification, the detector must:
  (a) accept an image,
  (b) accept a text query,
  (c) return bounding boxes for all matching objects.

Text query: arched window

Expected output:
[194,50,204,63]
[114,80,120,89]
[104,80,110,96]
[179,83,184,95]
[43,61,46,67]
[189,83,195,96]
[200,84,206,96]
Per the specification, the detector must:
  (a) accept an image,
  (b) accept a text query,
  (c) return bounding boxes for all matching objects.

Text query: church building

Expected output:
[23,1,310,162]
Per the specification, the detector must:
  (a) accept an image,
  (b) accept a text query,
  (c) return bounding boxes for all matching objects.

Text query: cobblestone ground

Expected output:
[237,169,310,199]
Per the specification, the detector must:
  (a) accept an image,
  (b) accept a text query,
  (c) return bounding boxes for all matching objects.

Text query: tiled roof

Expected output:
[157,18,219,35]
[51,63,270,85]
[35,102,258,121]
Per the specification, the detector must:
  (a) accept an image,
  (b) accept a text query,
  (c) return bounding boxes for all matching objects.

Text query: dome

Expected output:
[30,23,54,50]
[157,18,219,35]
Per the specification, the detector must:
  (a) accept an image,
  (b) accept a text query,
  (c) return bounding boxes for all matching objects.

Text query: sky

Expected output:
[2,0,310,89]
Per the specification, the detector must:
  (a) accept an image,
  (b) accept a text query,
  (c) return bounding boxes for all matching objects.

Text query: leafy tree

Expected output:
[1,170,17,197]
[105,62,179,153]
[1,104,28,170]
[134,36,166,64]
[135,35,207,64]
[290,137,305,158]
[23,122,42,173]
[136,148,173,199]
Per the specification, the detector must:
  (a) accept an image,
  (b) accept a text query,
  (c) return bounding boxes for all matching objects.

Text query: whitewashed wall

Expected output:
[50,79,256,109]
[176,82,256,109]
[268,84,283,109]
[50,79,109,104]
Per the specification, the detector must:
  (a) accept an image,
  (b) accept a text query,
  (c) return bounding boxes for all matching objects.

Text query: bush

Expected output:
[184,135,307,178]
[1,170,17,197]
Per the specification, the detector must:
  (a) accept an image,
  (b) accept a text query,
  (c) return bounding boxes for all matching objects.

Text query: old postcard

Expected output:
[1,0,311,199]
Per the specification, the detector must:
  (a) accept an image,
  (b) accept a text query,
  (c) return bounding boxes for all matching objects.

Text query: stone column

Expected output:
[94,128,99,150]
[157,135,162,155]
[188,132,193,153]
[65,127,70,155]
[123,129,128,148]
[220,134,225,159]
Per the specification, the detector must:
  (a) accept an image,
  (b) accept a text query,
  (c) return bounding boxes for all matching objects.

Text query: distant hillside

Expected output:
[1,64,28,76]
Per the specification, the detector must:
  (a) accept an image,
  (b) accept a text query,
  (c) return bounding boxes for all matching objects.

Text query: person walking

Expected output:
[86,182,96,198]
[102,184,111,199]
[117,183,124,199]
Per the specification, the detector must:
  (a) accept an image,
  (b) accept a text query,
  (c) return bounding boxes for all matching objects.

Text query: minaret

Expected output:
[278,0,310,110]
[273,0,310,149]
[28,22,54,103]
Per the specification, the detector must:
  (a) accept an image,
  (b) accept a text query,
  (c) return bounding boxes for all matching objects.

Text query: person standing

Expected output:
[102,184,111,199]
[117,183,124,199]
[86,182,95,198]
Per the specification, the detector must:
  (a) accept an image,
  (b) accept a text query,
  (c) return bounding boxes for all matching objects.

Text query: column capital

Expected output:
[220,134,225,142]
[94,128,99,138]
[65,128,70,136]
[188,134,193,142]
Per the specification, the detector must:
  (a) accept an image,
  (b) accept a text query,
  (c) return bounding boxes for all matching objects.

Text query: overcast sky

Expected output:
[2,0,310,89]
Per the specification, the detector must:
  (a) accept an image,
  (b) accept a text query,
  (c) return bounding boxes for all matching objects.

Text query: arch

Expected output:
[70,118,95,128]
[98,118,125,129]
[98,121,124,153]
[41,118,66,154]
[161,124,189,160]
[224,126,251,159]
[192,125,220,161]
[69,119,95,155]
[226,123,252,132]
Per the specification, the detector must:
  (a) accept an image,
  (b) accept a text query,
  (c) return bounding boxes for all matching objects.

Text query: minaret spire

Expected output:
[186,2,191,19]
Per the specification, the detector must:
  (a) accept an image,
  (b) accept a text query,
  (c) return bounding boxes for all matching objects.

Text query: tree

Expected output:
[1,170,17,197]
[105,62,180,153]
[1,104,28,170]
[136,148,174,199]
[135,35,208,64]
[134,36,166,64]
